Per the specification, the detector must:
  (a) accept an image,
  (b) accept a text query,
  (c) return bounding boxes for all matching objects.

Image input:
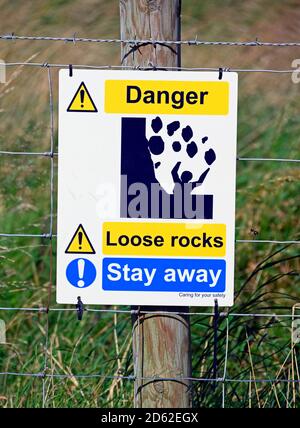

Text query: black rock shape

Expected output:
[182,125,193,142]
[186,141,198,158]
[205,148,216,165]
[172,141,181,152]
[167,121,180,136]
[151,116,163,133]
[148,135,165,155]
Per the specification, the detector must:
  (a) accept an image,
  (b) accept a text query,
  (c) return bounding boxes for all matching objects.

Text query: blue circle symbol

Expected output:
[66,258,96,288]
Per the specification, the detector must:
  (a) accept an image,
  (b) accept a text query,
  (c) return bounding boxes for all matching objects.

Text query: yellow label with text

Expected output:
[103,222,226,257]
[105,80,229,115]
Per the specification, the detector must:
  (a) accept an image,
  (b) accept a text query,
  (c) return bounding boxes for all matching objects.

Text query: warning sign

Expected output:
[65,224,95,254]
[57,70,238,307]
[67,82,97,112]
[102,222,226,257]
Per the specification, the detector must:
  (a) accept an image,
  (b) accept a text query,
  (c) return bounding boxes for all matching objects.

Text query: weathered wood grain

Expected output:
[120,0,181,68]
[132,311,192,407]
[120,0,192,408]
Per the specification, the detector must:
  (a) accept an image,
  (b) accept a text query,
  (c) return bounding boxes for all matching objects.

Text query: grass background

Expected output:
[0,0,300,407]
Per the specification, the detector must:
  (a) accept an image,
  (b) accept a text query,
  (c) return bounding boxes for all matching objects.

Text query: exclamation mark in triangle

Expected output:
[67,82,98,113]
[80,89,85,108]
[65,224,96,254]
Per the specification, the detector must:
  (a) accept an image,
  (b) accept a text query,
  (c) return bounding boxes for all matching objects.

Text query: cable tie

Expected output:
[255,37,261,46]
[220,311,229,318]
[4,32,14,40]
[190,35,198,46]
[65,33,77,44]
[76,296,84,321]
[41,233,51,238]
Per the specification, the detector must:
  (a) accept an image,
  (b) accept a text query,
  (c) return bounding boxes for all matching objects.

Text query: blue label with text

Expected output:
[102,258,225,292]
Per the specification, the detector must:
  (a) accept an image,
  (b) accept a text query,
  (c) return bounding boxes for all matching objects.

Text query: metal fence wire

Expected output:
[0,35,300,408]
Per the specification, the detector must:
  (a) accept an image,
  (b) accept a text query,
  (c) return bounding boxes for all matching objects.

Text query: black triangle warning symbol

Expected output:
[67,82,98,113]
[65,224,96,254]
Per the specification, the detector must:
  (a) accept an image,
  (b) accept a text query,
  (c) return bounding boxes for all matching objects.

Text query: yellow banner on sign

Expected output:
[104,80,229,115]
[103,222,226,257]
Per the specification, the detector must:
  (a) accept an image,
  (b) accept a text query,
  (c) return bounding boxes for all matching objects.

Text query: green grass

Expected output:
[0,0,300,408]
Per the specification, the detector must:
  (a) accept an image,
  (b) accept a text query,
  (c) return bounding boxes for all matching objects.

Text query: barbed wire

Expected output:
[3,61,300,73]
[0,232,298,244]
[1,371,300,384]
[0,306,296,403]
[1,306,300,317]
[1,151,299,163]
[2,33,300,47]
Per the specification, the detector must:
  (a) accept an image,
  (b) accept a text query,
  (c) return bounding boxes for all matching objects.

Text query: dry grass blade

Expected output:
[246,329,261,407]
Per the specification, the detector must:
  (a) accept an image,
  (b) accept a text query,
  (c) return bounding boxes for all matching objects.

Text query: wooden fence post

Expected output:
[119,0,192,408]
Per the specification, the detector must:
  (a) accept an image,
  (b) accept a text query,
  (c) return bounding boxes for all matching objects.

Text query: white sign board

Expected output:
[57,70,238,307]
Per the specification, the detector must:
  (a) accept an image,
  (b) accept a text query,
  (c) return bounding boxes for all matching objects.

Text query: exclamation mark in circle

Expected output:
[77,259,85,287]
[80,89,85,108]
[78,231,83,250]
[66,258,96,288]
